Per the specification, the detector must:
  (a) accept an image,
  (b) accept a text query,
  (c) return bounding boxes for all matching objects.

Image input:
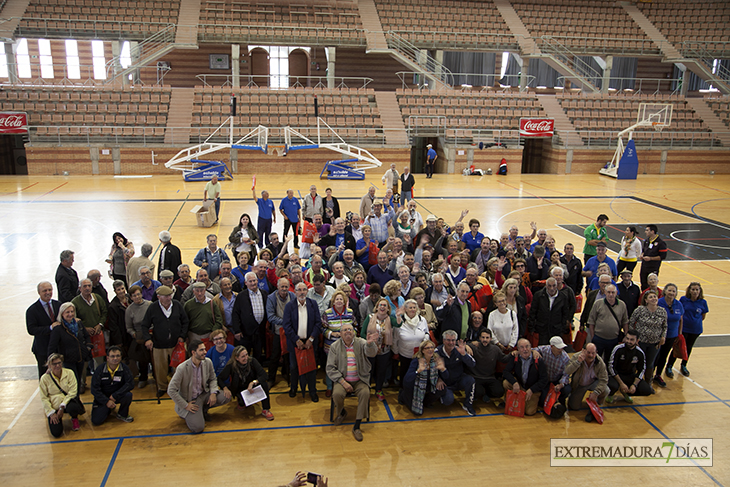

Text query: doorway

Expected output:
[0,135,28,175]
[410,137,437,174]
[521,138,547,173]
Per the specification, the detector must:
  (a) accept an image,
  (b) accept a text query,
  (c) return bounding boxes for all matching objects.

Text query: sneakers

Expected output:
[585,413,594,423]
[653,376,667,388]
[680,365,690,377]
[352,428,363,442]
[605,395,615,404]
[496,400,506,409]
[72,418,80,431]
[622,392,634,404]
[665,366,674,379]
[375,391,385,401]
[462,404,476,416]
[116,413,134,423]
[261,410,274,421]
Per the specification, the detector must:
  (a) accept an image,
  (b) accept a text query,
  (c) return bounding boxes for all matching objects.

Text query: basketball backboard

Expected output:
[637,102,673,131]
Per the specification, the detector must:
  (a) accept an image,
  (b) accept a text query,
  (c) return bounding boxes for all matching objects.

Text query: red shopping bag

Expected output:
[91,332,106,358]
[672,334,689,361]
[170,342,187,368]
[226,330,235,345]
[295,346,317,375]
[543,383,557,415]
[574,294,583,313]
[505,389,526,417]
[301,220,317,244]
[586,398,605,424]
[280,328,288,354]
[573,329,588,351]
[368,241,380,266]
[201,338,214,351]
[526,331,539,347]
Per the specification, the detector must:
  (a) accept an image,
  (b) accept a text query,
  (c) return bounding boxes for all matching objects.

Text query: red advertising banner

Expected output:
[519,118,554,137]
[0,112,28,134]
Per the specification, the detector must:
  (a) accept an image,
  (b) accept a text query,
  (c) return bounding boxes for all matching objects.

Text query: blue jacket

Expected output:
[282,297,322,349]
[435,344,476,386]
[91,361,134,405]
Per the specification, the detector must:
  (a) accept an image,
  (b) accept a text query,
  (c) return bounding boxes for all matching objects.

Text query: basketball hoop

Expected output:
[652,122,664,133]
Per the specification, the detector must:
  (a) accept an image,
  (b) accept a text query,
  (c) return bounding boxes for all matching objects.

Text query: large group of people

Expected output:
[28,181,708,437]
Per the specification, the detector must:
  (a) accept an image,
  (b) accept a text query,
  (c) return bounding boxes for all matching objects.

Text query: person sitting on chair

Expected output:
[326,323,378,442]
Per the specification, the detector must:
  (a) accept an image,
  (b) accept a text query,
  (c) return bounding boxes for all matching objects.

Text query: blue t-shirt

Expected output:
[206,343,234,376]
[658,297,684,339]
[356,239,370,265]
[679,296,708,335]
[462,232,484,253]
[279,196,301,222]
[256,198,275,220]
[427,148,436,161]
[583,255,617,278]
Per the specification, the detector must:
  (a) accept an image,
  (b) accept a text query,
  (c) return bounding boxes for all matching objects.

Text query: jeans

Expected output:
[591,334,619,365]
[283,219,299,247]
[257,216,273,248]
[638,341,660,378]
[91,391,133,425]
[442,375,476,408]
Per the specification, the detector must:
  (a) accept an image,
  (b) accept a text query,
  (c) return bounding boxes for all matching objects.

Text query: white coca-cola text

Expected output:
[522,120,553,132]
[0,115,26,127]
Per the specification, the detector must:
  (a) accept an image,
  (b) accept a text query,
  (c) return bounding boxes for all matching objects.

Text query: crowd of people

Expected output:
[27,183,709,438]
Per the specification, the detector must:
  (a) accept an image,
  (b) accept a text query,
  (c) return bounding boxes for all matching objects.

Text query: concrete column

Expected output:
[600,56,612,94]
[231,44,240,88]
[676,63,689,96]
[430,50,443,90]
[565,149,573,174]
[230,148,238,173]
[4,42,18,84]
[519,58,529,92]
[660,150,667,174]
[90,147,99,175]
[111,41,123,80]
[129,41,140,85]
[326,47,336,89]
[112,147,121,175]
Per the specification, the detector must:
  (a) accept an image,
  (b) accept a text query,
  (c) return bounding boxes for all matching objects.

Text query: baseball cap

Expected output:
[426,214,437,222]
[595,241,607,248]
[550,336,567,349]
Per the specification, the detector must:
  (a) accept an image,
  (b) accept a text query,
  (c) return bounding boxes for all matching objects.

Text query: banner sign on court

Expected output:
[0,112,28,134]
[551,438,712,467]
[519,118,554,137]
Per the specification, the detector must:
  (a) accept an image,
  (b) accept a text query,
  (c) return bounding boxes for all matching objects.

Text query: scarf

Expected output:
[368,314,393,349]
[403,312,421,330]
[233,359,252,385]
[412,357,439,415]
[354,284,366,302]
[64,318,79,336]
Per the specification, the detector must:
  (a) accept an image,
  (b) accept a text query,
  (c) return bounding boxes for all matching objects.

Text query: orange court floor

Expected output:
[0,170,729,486]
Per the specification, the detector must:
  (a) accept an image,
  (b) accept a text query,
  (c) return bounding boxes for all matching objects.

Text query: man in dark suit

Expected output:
[158,231,183,281]
[231,271,268,362]
[55,249,79,304]
[528,277,571,345]
[436,282,471,339]
[283,281,322,402]
[26,281,62,378]
[502,338,549,416]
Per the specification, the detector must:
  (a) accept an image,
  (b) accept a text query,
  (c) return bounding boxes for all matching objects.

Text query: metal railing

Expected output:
[194,74,374,90]
[681,42,730,84]
[555,76,684,95]
[384,31,454,88]
[536,35,662,56]
[395,72,537,91]
[0,65,170,87]
[385,30,521,51]
[197,23,366,46]
[13,17,175,40]
[105,25,177,82]
[551,129,727,150]
[681,40,730,60]
[539,36,602,86]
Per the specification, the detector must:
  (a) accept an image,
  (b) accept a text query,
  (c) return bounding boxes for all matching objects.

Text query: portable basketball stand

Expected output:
[165,116,382,179]
[599,102,672,179]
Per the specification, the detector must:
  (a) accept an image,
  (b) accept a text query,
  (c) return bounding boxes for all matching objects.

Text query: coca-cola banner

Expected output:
[0,112,28,134]
[519,118,554,137]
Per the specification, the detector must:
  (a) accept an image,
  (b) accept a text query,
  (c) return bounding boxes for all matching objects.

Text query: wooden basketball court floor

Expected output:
[1,170,730,486]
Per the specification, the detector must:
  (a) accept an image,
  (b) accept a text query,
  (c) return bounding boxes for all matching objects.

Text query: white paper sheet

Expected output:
[241,385,267,406]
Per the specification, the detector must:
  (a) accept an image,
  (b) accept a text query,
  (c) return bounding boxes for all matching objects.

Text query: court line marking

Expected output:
[670,230,730,250]
[1,182,38,196]
[0,388,39,444]
[382,399,395,422]
[0,397,723,449]
[100,439,124,487]
[631,407,723,487]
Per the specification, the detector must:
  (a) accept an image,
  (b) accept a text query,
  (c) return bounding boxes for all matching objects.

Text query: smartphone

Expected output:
[307,472,321,484]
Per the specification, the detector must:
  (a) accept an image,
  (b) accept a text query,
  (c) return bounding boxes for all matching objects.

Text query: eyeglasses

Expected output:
[212,337,226,342]
[515,264,525,268]
[422,346,435,350]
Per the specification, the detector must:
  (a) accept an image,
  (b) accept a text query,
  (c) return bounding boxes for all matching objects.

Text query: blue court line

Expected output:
[0,397,726,449]
[632,407,723,487]
[151,193,190,260]
[100,439,124,487]
[382,399,395,422]
[703,389,730,409]
[0,430,8,444]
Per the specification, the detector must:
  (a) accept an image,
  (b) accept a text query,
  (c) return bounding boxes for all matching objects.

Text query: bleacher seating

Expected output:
[197,0,364,44]
[374,0,516,50]
[20,0,180,39]
[638,1,730,51]
[190,86,382,143]
[557,92,714,146]
[0,85,171,141]
[512,0,657,54]
[706,98,730,129]
[396,89,546,136]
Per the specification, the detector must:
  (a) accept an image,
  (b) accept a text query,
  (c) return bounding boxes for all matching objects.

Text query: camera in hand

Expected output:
[307,472,321,484]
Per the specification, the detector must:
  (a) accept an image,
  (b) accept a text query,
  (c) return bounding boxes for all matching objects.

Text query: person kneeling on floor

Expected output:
[502,338,548,416]
[435,330,477,416]
[564,343,609,423]
[217,346,274,421]
[90,346,135,425]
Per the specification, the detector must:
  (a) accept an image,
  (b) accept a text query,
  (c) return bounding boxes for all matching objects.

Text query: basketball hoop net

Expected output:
[652,122,664,133]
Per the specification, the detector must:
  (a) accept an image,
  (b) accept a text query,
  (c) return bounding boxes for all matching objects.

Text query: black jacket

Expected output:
[436,300,472,339]
[528,288,571,343]
[561,255,584,295]
[26,299,61,357]
[319,231,357,254]
[48,321,92,364]
[503,354,549,393]
[618,282,641,319]
[232,288,269,336]
[217,357,267,394]
[141,300,189,349]
[158,242,183,281]
[107,297,129,348]
[608,342,646,380]
[55,264,79,304]
[91,361,134,405]
[526,256,549,291]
